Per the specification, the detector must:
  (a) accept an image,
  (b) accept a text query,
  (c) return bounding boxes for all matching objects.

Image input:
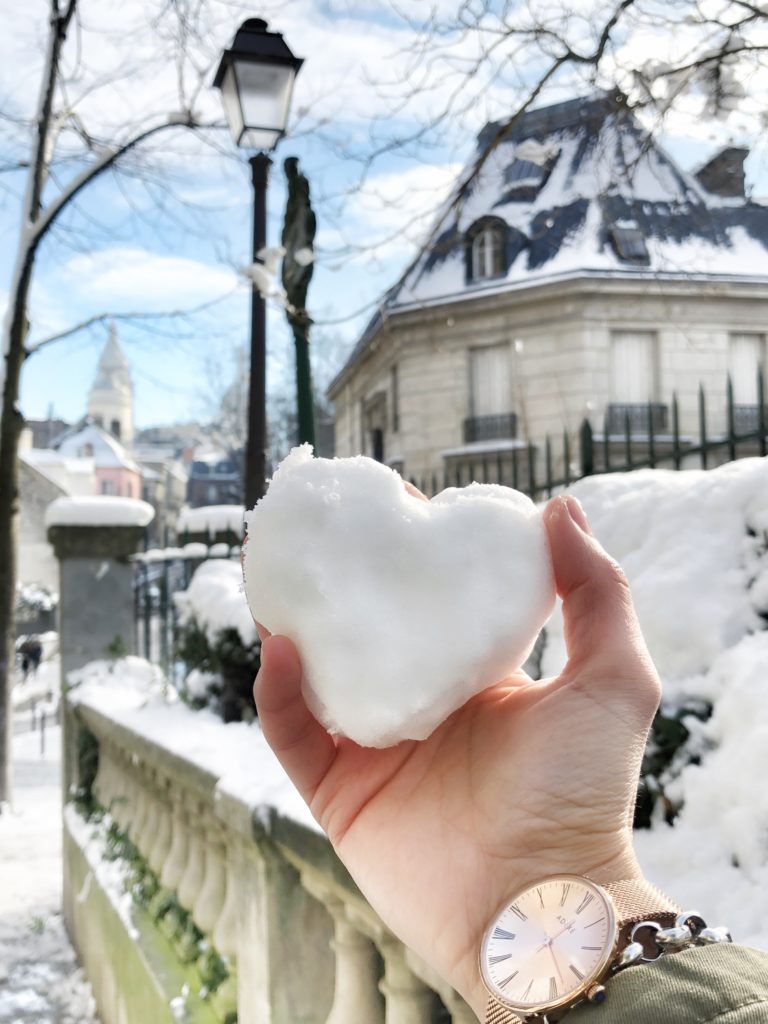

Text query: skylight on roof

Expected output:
[609,220,650,264]
[505,159,546,187]
[502,140,559,201]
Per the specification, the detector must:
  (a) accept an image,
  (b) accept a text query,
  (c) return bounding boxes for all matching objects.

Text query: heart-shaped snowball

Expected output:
[243,445,555,748]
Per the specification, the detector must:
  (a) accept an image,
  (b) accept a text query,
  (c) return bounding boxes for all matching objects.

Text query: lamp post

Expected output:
[214,19,303,510]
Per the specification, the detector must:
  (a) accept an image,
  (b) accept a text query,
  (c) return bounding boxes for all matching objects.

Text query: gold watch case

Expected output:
[479,874,619,1018]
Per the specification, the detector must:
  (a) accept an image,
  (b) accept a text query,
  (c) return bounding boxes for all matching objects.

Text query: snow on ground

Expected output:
[0,724,98,1024]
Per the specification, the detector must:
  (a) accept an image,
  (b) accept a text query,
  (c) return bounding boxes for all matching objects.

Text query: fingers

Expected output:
[254,635,337,804]
[403,480,429,501]
[543,495,660,706]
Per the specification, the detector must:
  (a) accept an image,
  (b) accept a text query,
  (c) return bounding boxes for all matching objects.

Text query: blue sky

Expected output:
[2,0,767,432]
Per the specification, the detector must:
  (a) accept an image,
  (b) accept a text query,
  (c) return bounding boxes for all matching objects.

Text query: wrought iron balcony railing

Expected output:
[732,404,768,434]
[605,403,669,435]
[463,412,518,443]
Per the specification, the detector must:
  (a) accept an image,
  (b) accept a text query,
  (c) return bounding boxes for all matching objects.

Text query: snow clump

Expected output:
[243,445,555,747]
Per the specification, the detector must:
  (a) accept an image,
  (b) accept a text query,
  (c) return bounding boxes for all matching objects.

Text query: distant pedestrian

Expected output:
[18,636,43,680]
[28,637,43,675]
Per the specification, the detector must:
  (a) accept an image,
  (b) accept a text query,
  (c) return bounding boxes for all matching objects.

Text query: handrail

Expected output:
[67,696,475,1023]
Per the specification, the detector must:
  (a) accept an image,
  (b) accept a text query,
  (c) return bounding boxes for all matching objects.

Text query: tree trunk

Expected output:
[0,262,32,808]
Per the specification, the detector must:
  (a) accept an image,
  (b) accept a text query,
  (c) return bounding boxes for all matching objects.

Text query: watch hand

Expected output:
[548,942,566,989]
[536,919,576,951]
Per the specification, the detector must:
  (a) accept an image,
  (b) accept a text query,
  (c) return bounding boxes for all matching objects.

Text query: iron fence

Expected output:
[133,545,240,680]
[411,371,768,501]
[135,372,768,667]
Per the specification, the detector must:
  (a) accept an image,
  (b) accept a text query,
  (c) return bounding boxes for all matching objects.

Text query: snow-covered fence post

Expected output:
[46,496,154,797]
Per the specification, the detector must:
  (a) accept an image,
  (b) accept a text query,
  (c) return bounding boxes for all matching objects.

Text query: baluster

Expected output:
[147,774,173,874]
[127,765,149,845]
[326,912,384,1023]
[193,822,227,934]
[115,755,138,831]
[160,791,189,892]
[380,943,434,1024]
[300,876,384,1024]
[177,797,206,913]
[135,768,161,860]
[212,842,241,958]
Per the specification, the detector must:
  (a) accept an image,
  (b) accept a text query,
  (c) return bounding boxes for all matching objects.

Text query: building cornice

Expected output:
[328,270,768,398]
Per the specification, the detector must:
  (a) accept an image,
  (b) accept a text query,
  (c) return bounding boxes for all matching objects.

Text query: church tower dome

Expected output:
[87,324,134,443]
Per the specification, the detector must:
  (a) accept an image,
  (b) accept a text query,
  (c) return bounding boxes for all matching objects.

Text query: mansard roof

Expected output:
[330,91,768,394]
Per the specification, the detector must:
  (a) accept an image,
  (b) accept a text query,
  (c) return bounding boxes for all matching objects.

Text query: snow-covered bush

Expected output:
[174,560,260,723]
[543,458,768,946]
[16,581,58,631]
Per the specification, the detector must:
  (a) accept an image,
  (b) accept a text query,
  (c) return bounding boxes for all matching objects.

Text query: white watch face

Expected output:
[480,875,616,1014]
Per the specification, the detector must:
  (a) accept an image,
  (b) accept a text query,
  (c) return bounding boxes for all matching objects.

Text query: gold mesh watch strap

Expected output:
[485,996,523,1023]
[483,878,680,1023]
[602,878,680,925]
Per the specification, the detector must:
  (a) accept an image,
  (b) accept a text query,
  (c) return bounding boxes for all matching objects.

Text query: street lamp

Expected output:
[214,19,303,510]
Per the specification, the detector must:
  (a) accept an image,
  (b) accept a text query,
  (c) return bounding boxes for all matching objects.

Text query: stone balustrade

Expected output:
[64,699,477,1024]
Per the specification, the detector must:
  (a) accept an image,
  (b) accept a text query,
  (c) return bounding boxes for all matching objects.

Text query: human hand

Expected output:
[253,493,661,1017]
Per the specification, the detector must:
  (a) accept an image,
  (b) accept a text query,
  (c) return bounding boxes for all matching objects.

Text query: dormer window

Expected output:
[609,220,649,265]
[470,221,506,281]
[501,141,558,201]
[503,159,549,201]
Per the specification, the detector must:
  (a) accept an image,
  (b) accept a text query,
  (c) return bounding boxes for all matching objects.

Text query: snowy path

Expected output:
[0,720,98,1023]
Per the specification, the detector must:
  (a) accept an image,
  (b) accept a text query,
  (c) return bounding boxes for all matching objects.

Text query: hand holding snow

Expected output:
[243,446,555,747]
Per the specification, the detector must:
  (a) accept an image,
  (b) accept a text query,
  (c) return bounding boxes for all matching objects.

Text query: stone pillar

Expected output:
[47,496,153,798]
[48,502,153,680]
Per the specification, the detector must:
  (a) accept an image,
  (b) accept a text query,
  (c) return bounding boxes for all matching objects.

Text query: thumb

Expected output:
[542,495,660,705]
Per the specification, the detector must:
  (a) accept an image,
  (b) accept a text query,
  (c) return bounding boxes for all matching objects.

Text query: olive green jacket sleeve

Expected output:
[570,944,768,1024]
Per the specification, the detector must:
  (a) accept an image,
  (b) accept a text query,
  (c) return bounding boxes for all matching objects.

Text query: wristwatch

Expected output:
[480,874,681,1023]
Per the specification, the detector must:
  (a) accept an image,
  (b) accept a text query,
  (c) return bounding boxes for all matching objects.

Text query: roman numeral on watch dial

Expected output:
[510,903,527,921]
[576,892,595,914]
[499,971,519,989]
[492,926,516,940]
[489,953,513,965]
[549,977,558,1001]
[560,882,571,906]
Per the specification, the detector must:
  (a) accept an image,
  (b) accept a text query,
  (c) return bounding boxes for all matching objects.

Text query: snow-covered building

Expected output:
[55,421,142,499]
[186,445,242,508]
[328,91,768,482]
[87,323,134,444]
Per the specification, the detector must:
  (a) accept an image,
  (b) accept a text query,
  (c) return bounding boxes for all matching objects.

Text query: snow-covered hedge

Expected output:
[543,458,768,946]
[16,581,58,615]
[173,560,260,722]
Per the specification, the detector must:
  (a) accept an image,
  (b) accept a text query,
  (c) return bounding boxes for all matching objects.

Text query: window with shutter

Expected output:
[464,345,517,442]
[607,331,665,433]
[729,332,766,432]
[729,332,765,403]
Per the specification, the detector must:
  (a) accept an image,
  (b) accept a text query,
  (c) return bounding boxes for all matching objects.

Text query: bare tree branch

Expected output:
[26,287,240,355]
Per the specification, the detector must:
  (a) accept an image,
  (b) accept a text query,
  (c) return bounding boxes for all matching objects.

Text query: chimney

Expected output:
[695,146,749,199]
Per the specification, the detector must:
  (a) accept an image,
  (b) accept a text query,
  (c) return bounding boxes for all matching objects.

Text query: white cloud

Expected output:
[59,247,239,309]
[316,161,462,268]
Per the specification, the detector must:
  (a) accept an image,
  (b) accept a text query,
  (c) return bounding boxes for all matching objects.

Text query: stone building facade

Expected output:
[328,93,768,484]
